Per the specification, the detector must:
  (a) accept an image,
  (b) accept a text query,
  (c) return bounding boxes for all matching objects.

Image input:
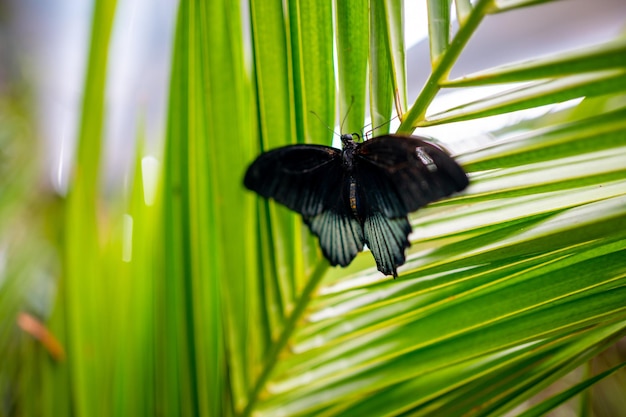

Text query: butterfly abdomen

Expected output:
[348,176,359,217]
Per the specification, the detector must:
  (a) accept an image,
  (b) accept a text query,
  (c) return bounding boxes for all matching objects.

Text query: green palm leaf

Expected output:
[1,0,625,416]
[231,1,626,415]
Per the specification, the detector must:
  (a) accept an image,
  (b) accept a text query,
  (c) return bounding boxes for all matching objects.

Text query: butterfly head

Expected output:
[340,133,360,148]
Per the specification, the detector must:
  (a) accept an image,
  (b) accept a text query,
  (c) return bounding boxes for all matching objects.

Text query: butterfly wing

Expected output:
[244,144,343,216]
[355,134,469,276]
[356,134,469,218]
[363,213,411,277]
[303,182,365,267]
[244,144,365,266]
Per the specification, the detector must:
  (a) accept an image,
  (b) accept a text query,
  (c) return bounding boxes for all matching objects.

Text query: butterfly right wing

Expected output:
[244,144,343,216]
[363,213,411,277]
[356,135,469,218]
[354,135,469,276]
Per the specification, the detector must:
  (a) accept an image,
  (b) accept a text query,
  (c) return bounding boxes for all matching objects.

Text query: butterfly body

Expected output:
[244,134,469,277]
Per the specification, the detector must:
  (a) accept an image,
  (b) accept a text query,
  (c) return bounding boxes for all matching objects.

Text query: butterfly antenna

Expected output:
[309,110,341,138]
[365,115,399,140]
[340,96,355,134]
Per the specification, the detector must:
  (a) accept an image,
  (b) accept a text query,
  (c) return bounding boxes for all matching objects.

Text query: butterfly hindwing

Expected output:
[356,135,469,217]
[363,212,412,277]
[303,188,365,267]
[244,145,343,216]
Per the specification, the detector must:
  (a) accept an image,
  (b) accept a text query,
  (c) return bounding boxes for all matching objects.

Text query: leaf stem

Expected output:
[397,0,493,134]
[241,260,329,416]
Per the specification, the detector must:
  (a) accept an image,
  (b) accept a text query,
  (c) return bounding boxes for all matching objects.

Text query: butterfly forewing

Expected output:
[244,145,343,216]
[356,135,469,217]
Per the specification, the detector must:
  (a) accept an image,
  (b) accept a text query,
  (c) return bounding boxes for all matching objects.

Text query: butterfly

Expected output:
[244,133,469,278]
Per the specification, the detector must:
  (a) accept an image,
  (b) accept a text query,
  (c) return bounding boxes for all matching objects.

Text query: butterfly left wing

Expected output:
[244,144,343,216]
[303,185,365,267]
[355,134,469,218]
[245,144,365,267]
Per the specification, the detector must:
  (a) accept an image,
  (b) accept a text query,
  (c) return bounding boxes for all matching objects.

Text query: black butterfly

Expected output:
[244,134,469,277]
